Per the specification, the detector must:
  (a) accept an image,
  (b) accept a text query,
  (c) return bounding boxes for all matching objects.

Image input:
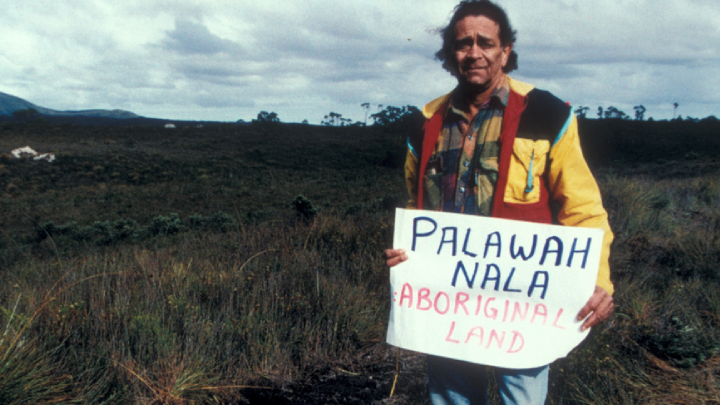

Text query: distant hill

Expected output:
[0,91,140,119]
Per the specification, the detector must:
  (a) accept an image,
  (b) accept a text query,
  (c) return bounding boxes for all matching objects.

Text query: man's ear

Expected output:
[501,45,512,68]
[444,60,460,78]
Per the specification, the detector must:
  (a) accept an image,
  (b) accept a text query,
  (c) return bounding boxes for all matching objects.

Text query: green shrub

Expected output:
[149,213,184,236]
[188,211,237,232]
[292,195,318,222]
[635,316,719,368]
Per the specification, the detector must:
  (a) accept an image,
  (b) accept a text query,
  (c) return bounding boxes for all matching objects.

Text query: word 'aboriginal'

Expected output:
[412,216,594,269]
[395,284,567,329]
[394,284,569,353]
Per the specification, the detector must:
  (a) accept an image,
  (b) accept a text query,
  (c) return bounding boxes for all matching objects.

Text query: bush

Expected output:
[635,316,719,368]
[149,214,184,236]
[189,211,237,232]
[292,195,318,222]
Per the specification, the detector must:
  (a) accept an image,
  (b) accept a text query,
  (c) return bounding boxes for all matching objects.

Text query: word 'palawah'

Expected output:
[412,216,594,270]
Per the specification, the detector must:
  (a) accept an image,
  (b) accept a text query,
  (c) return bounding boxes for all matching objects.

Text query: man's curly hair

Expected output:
[435,0,518,76]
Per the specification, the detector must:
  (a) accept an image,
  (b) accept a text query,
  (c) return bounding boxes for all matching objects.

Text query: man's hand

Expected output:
[577,286,614,332]
[383,249,408,268]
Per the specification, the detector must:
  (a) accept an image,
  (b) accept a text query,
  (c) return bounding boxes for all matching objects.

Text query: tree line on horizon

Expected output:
[575,103,718,123]
[9,102,718,127]
[255,102,718,127]
[251,103,423,129]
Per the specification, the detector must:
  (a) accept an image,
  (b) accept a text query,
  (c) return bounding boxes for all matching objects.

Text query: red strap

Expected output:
[417,103,447,209]
[492,91,527,217]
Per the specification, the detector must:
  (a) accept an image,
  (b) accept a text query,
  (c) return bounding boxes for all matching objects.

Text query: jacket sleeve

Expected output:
[548,114,614,295]
[404,139,419,209]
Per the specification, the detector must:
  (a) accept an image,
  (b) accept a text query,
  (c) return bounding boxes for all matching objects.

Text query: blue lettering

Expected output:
[481,264,501,291]
[510,234,537,261]
[412,217,437,251]
[484,232,502,259]
[567,237,592,269]
[452,261,479,288]
[438,227,458,256]
[462,228,478,257]
[503,267,522,293]
[528,271,549,299]
[539,236,563,267]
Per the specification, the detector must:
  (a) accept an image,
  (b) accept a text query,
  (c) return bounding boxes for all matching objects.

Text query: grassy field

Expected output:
[1,118,719,404]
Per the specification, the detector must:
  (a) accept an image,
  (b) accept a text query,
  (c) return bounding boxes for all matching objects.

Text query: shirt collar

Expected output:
[446,76,511,120]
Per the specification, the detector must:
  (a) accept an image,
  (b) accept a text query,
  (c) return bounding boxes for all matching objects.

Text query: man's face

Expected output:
[453,15,512,91]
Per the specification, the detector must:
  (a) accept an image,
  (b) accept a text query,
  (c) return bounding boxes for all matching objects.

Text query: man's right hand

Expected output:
[383,249,408,267]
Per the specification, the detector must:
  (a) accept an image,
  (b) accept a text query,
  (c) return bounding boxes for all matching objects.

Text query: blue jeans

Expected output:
[427,355,549,405]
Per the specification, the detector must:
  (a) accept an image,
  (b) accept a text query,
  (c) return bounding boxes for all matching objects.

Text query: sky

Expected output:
[2,0,719,124]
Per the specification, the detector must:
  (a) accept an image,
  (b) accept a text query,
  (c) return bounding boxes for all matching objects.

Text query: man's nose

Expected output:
[468,44,482,59]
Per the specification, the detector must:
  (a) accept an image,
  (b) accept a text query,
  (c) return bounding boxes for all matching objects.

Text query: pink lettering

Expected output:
[465,326,485,344]
[501,300,510,322]
[507,331,525,353]
[484,297,498,320]
[399,283,413,308]
[474,295,483,316]
[531,304,548,325]
[511,302,529,322]
[552,308,567,330]
[434,292,450,315]
[454,292,470,315]
[417,288,432,311]
[445,321,460,343]
[487,329,506,349]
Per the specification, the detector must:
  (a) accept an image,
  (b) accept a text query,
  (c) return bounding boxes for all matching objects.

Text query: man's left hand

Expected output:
[577,286,614,332]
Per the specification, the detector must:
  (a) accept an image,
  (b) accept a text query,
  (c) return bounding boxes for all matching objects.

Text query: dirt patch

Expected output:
[240,350,429,405]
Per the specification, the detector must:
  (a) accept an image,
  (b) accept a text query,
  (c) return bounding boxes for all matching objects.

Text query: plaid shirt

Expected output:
[423,80,510,215]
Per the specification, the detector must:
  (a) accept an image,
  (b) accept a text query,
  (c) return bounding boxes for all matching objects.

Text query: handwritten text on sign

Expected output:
[386,208,603,369]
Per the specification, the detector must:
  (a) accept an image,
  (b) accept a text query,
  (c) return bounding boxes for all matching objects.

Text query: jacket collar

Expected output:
[421,76,535,119]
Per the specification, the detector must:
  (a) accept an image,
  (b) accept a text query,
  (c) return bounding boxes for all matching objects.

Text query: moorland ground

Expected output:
[1,118,719,404]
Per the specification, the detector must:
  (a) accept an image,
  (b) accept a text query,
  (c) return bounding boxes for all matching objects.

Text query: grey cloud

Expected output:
[177,63,239,79]
[3,0,718,123]
[192,93,255,108]
[514,60,585,80]
[162,19,243,55]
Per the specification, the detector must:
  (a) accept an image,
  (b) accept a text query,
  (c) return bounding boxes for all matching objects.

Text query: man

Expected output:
[383,1,614,404]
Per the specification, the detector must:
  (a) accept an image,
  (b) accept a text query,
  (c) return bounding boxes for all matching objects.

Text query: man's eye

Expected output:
[455,41,472,51]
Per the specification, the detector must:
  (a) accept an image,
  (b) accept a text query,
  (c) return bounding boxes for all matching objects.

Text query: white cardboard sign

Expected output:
[386,208,603,369]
